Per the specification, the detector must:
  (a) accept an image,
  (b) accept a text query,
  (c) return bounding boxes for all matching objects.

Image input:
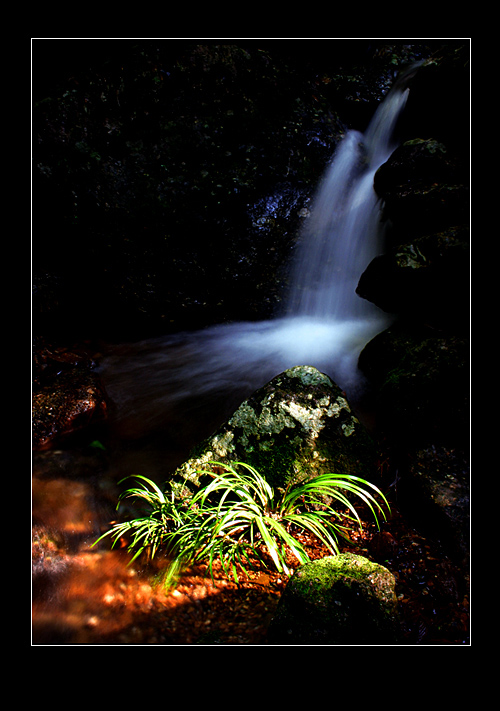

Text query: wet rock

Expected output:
[32,367,108,450]
[356,225,469,330]
[267,553,401,644]
[397,43,470,155]
[174,365,376,490]
[33,343,97,386]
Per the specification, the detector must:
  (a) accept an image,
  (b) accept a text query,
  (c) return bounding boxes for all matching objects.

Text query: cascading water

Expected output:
[272,83,410,389]
[287,86,409,321]
[99,79,410,472]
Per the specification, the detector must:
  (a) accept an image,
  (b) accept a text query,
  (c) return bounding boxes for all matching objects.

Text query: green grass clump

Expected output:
[93,461,390,586]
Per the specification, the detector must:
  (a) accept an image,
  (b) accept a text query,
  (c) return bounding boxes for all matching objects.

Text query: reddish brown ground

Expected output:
[32,498,469,645]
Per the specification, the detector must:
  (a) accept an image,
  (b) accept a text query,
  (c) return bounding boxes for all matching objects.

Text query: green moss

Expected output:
[290,554,396,606]
[268,553,401,644]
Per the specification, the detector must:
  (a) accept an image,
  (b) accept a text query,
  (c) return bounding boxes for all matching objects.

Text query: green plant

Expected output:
[92,476,202,569]
[190,462,390,579]
[93,462,390,585]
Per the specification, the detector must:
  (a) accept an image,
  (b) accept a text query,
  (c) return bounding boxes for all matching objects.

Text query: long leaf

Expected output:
[285,512,340,555]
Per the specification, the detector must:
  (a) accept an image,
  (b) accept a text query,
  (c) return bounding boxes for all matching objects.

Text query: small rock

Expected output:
[267,553,401,644]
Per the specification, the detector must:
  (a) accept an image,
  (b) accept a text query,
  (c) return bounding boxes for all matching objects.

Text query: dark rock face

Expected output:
[267,553,401,644]
[357,135,469,328]
[358,325,468,447]
[357,49,469,425]
[357,46,469,326]
[32,42,346,340]
[374,138,468,233]
[354,46,469,561]
[366,134,468,328]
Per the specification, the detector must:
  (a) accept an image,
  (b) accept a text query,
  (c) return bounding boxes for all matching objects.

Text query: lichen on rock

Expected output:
[173,365,376,489]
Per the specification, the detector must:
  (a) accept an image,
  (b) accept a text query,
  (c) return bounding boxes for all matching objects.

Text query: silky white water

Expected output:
[100,84,409,451]
[287,86,409,320]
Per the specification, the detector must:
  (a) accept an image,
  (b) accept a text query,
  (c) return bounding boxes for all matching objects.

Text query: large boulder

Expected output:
[267,553,401,644]
[174,365,376,490]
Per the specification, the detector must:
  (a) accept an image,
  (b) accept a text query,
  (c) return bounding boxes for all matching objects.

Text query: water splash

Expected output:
[100,82,410,451]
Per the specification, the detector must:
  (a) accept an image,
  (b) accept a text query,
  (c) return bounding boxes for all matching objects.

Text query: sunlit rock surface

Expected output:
[174,365,376,489]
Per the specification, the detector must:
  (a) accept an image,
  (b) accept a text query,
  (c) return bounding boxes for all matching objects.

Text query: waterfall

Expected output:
[99,79,411,467]
[266,83,410,389]
[287,85,409,321]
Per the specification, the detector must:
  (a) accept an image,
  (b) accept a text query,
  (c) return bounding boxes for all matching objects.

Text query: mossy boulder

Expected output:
[173,365,376,490]
[267,553,401,644]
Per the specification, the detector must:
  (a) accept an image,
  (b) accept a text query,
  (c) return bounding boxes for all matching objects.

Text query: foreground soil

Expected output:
[32,497,469,645]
